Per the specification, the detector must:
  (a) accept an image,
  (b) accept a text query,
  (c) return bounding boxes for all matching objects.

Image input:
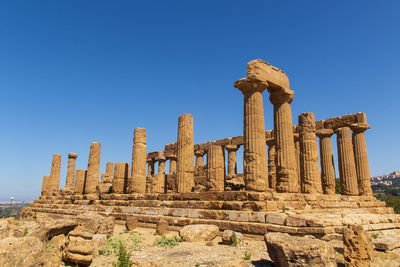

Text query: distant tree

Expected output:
[335,178,341,194]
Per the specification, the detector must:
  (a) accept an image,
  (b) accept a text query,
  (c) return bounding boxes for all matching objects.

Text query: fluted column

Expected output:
[84,142,101,194]
[41,175,51,196]
[74,170,87,194]
[336,127,359,195]
[112,162,129,194]
[49,154,61,194]
[293,133,301,187]
[234,77,268,192]
[266,138,276,190]
[316,129,336,194]
[168,156,177,174]
[147,161,155,177]
[270,92,299,193]
[225,145,239,178]
[176,113,195,193]
[65,153,78,189]
[101,162,114,183]
[153,159,166,193]
[207,145,225,191]
[131,128,147,193]
[298,112,322,194]
[351,123,373,196]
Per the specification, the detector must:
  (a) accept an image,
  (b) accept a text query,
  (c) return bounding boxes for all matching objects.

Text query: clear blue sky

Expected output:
[0,1,399,201]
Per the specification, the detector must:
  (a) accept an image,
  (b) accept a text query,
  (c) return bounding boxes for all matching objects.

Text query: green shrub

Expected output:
[282,204,286,213]
[244,251,251,260]
[155,235,182,247]
[99,237,123,256]
[371,233,379,239]
[129,233,143,251]
[113,240,132,267]
[230,231,238,246]
[23,227,28,236]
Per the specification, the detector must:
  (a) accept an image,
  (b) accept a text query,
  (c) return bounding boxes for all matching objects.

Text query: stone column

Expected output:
[270,91,299,193]
[234,76,268,191]
[351,123,373,196]
[225,145,238,178]
[113,162,129,194]
[101,162,114,183]
[153,158,166,193]
[176,113,195,193]
[207,145,225,191]
[147,161,155,177]
[41,175,51,196]
[74,170,87,194]
[293,133,301,187]
[168,156,177,174]
[49,154,61,194]
[298,112,322,194]
[316,129,336,194]
[195,150,205,167]
[336,127,359,195]
[65,153,78,189]
[266,138,276,190]
[84,142,101,195]
[131,128,147,193]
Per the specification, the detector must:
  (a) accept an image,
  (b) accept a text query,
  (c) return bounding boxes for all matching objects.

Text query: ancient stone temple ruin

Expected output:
[23,59,400,237]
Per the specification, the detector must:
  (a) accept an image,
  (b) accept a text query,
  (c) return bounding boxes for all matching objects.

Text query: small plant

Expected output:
[99,237,124,256]
[195,264,200,267]
[341,214,344,218]
[129,233,143,251]
[112,240,132,267]
[23,227,28,236]
[244,251,251,260]
[371,233,379,239]
[230,231,238,246]
[282,203,286,213]
[155,235,182,247]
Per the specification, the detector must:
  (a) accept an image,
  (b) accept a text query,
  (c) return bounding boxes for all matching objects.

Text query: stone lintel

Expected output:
[246,59,290,90]
[324,112,367,130]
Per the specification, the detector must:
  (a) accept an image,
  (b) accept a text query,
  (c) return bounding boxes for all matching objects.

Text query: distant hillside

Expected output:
[0,202,31,218]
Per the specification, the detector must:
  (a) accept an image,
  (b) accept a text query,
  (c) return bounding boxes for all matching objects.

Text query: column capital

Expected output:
[234,76,268,95]
[224,145,239,152]
[265,137,275,147]
[350,123,370,133]
[194,149,205,157]
[269,88,294,105]
[68,153,78,159]
[316,128,335,138]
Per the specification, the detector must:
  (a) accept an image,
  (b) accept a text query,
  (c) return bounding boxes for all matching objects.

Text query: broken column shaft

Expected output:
[65,153,78,189]
[84,142,101,194]
[207,145,225,191]
[131,128,147,193]
[49,154,61,194]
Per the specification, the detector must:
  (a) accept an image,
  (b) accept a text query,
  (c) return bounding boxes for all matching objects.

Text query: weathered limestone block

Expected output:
[225,145,238,178]
[234,60,269,191]
[156,219,168,235]
[268,74,299,193]
[351,123,373,196]
[222,230,243,245]
[266,138,276,190]
[265,232,336,267]
[131,128,147,193]
[316,128,336,194]
[41,175,51,196]
[65,153,78,189]
[84,142,101,195]
[126,217,138,231]
[325,112,367,130]
[299,112,322,194]
[75,170,87,194]
[112,163,129,194]
[176,113,195,193]
[179,224,219,242]
[207,145,225,191]
[336,127,359,195]
[49,154,62,194]
[343,224,374,267]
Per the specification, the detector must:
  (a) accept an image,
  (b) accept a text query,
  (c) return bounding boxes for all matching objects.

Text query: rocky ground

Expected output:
[0,214,400,266]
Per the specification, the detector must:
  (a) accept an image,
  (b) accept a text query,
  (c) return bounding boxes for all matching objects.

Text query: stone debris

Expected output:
[343,224,375,267]
[179,224,219,242]
[265,232,337,267]
[221,230,243,245]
